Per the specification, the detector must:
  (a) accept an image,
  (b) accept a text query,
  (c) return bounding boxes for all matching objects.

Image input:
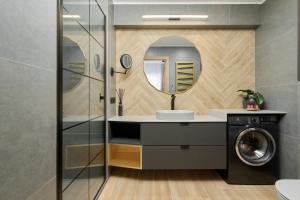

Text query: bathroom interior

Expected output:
[1,0,300,199]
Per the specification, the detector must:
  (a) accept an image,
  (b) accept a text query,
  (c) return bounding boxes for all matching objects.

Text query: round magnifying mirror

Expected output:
[120,54,133,70]
[63,37,86,92]
[143,36,202,94]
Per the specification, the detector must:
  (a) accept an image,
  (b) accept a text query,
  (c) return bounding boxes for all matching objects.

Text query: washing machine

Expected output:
[224,115,279,185]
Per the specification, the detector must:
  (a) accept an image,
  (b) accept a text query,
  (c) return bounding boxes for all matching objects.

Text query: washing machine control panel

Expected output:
[260,116,278,124]
[228,115,278,125]
[248,117,260,124]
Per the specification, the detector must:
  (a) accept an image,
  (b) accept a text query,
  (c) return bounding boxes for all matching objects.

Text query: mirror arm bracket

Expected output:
[110,67,127,76]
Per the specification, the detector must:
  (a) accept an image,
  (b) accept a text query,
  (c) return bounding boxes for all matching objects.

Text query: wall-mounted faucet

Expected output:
[171,94,176,110]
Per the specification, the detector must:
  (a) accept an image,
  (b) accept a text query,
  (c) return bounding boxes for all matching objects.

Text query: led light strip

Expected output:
[63,14,81,19]
[142,15,208,20]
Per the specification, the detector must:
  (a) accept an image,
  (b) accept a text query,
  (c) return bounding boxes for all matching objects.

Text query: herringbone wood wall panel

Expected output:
[116,29,255,115]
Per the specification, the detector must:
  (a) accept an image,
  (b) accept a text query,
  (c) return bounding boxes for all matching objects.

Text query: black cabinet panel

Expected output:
[109,122,141,144]
[143,146,226,169]
[141,123,226,145]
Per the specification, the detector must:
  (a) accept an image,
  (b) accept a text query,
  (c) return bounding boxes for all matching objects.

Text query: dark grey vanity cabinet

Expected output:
[141,123,226,145]
[143,146,226,169]
[109,122,227,170]
[141,123,226,169]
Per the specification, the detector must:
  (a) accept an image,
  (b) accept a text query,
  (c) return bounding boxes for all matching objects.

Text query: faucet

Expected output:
[171,94,176,110]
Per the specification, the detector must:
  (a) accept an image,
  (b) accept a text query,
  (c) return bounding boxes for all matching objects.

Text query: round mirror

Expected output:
[143,36,201,94]
[120,54,133,70]
[63,37,86,92]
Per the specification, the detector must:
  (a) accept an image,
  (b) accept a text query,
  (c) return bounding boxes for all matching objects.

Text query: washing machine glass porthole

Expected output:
[235,128,276,167]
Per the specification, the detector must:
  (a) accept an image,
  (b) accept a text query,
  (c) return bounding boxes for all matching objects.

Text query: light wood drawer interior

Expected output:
[109,144,142,169]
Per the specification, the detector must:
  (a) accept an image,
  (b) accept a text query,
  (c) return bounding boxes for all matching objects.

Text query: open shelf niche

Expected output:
[109,122,142,169]
[109,122,141,145]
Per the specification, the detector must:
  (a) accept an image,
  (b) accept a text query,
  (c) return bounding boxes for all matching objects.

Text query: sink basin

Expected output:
[156,110,195,120]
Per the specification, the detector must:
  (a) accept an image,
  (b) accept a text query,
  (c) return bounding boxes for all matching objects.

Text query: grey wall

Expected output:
[0,0,57,200]
[114,4,260,27]
[298,82,300,177]
[256,0,299,178]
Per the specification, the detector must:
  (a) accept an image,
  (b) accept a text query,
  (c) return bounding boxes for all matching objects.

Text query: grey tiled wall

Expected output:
[256,0,299,178]
[0,0,57,200]
[298,82,300,178]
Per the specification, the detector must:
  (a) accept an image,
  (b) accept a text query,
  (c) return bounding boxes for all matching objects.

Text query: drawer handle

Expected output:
[180,122,189,126]
[180,145,190,150]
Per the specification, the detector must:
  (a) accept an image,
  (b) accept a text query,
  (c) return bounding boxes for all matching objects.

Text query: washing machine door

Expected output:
[235,128,276,166]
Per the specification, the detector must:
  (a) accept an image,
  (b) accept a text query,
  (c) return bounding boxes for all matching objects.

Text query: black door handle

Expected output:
[99,93,105,103]
[180,145,190,150]
[180,122,189,126]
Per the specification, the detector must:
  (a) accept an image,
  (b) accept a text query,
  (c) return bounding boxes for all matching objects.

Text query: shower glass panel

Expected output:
[60,0,106,199]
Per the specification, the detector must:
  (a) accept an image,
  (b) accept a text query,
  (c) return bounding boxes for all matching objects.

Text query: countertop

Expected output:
[208,109,286,120]
[108,115,226,123]
[108,109,286,123]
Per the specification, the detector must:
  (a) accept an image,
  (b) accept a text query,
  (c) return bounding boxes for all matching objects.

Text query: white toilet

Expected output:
[275,180,300,200]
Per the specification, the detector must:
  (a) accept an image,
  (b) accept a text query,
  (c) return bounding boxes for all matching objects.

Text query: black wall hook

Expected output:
[110,67,128,76]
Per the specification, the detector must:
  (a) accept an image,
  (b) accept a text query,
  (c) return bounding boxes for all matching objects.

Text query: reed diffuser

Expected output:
[116,88,125,116]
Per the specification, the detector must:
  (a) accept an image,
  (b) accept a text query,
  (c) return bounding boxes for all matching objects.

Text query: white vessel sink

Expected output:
[156,110,195,120]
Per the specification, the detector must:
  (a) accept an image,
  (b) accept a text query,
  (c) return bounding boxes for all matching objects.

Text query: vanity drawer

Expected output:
[141,123,226,145]
[143,146,226,169]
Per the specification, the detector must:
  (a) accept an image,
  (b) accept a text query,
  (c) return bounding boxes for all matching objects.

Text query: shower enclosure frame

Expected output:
[57,0,108,199]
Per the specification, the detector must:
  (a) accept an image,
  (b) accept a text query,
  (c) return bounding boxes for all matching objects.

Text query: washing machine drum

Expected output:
[235,128,276,166]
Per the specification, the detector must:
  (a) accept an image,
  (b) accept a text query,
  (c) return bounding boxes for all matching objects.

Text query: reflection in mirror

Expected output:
[90,36,105,81]
[63,36,86,92]
[144,36,201,94]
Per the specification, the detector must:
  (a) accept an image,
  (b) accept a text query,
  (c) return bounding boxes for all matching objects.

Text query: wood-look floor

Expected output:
[98,168,278,200]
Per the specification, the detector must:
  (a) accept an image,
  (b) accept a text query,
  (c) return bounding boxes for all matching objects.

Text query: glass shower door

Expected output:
[89,2,106,199]
[60,0,106,199]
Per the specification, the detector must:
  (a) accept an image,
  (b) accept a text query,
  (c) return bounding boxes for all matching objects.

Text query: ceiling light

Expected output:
[63,14,81,19]
[142,15,208,20]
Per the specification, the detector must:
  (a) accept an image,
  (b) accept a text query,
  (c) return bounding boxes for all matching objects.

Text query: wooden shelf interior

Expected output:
[109,144,142,169]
